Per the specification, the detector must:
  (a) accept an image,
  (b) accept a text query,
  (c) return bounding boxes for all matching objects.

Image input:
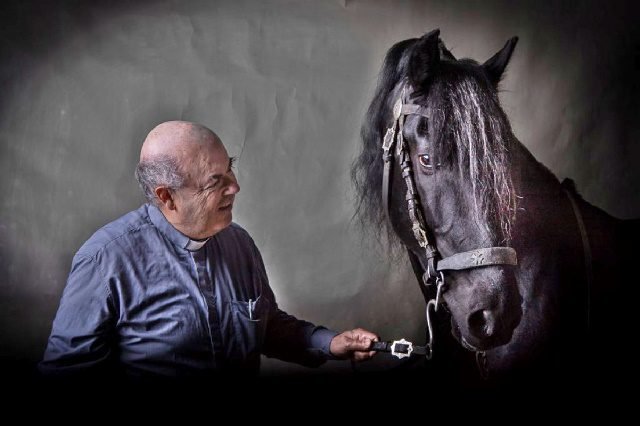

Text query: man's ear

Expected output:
[155,186,176,210]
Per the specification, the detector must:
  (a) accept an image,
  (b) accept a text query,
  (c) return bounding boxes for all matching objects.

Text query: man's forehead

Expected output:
[194,151,232,183]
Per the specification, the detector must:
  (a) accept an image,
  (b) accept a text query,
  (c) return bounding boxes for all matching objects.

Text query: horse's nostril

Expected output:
[468,309,495,338]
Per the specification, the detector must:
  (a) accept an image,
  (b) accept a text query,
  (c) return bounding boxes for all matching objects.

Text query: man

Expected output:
[40,120,378,378]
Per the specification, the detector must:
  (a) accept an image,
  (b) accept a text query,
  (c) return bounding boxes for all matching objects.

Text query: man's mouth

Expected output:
[219,202,234,211]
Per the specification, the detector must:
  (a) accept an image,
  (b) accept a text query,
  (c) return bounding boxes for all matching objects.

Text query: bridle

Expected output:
[376,84,518,362]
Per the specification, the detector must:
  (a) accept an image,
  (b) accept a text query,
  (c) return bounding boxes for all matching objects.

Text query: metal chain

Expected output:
[476,351,489,379]
[423,272,446,360]
[424,300,436,360]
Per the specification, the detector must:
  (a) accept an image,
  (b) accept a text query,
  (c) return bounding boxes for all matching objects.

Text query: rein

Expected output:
[564,186,593,332]
[373,85,518,363]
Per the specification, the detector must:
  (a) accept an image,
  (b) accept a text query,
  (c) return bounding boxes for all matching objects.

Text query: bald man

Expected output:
[40,121,378,378]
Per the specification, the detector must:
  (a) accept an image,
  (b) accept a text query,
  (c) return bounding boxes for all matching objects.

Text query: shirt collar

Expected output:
[147,204,209,252]
[185,238,208,251]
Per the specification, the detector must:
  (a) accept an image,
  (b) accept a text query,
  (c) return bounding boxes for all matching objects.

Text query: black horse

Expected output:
[352,30,637,393]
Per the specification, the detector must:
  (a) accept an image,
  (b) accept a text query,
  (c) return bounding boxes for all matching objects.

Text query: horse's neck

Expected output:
[512,140,625,298]
[510,141,577,283]
[487,142,591,373]
[489,140,627,376]
[512,141,622,232]
[483,143,562,372]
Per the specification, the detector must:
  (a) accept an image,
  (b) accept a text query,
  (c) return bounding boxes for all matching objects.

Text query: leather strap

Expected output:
[382,147,394,222]
[400,104,429,117]
[564,187,592,331]
[369,340,430,357]
[381,99,401,222]
[407,249,432,303]
[437,247,518,271]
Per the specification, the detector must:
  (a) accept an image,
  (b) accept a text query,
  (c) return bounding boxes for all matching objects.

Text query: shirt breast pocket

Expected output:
[227,294,270,361]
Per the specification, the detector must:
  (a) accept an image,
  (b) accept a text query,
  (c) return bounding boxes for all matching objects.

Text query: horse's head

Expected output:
[354,30,522,352]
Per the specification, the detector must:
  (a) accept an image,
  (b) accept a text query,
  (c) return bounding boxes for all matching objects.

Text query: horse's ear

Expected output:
[483,37,518,86]
[439,40,456,61]
[408,29,441,88]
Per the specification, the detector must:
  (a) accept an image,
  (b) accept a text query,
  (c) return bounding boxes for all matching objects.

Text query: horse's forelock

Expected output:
[428,66,517,243]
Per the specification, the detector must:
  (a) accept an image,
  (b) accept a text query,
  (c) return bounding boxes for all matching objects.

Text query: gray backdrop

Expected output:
[1,0,638,375]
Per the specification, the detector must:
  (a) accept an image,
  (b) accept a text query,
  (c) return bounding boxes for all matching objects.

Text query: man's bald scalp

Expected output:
[140,120,221,162]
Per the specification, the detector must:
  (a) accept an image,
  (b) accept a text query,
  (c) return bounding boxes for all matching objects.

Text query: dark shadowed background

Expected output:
[1,0,638,377]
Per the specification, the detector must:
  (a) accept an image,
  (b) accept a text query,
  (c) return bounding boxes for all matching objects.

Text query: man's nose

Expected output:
[224,176,240,195]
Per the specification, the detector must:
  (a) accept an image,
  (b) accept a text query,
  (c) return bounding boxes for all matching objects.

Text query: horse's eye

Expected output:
[419,154,434,174]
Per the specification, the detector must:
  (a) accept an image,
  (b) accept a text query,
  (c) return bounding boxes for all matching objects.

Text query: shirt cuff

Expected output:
[309,327,340,360]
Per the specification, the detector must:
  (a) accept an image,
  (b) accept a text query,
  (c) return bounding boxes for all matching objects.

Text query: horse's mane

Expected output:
[560,178,584,200]
[352,38,518,245]
[351,38,416,246]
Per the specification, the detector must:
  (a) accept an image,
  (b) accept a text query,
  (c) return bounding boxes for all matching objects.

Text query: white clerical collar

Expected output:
[185,238,209,251]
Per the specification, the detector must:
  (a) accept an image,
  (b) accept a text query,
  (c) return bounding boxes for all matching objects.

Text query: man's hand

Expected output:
[329,328,379,362]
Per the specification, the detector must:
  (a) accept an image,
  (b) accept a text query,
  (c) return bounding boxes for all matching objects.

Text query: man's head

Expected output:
[135,121,240,239]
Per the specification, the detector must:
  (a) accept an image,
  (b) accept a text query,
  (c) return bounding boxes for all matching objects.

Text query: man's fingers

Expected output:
[350,335,378,362]
[333,328,379,360]
[346,336,372,351]
[352,328,379,342]
[348,329,379,347]
[353,349,376,362]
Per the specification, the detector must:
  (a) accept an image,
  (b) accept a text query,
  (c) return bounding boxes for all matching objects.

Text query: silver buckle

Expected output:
[382,127,395,152]
[392,98,402,120]
[412,224,428,248]
[390,338,413,359]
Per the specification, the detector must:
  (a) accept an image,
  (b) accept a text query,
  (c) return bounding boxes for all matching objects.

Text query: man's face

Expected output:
[172,140,240,239]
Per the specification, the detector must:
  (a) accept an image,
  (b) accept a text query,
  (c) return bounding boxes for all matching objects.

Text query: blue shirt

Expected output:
[40,204,337,377]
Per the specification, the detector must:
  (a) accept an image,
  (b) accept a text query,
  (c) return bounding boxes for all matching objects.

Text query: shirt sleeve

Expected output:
[39,254,117,377]
[309,327,340,359]
[248,240,339,367]
[261,288,339,367]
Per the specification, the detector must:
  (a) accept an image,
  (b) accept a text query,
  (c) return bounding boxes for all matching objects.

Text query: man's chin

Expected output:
[207,218,233,237]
